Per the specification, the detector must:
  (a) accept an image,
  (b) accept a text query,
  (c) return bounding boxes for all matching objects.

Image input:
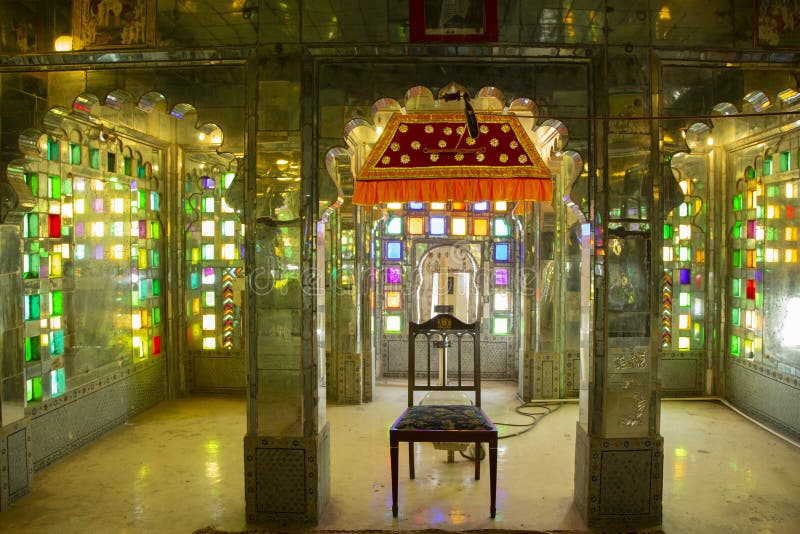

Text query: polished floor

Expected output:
[2,381,799,533]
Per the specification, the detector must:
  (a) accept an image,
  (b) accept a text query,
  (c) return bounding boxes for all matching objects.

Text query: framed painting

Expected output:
[73,0,156,49]
[409,0,498,42]
[756,0,800,47]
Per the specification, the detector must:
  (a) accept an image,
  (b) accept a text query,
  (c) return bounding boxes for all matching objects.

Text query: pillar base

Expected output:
[244,422,330,524]
[0,417,33,511]
[337,352,362,404]
[522,351,565,401]
[574,422,663,530]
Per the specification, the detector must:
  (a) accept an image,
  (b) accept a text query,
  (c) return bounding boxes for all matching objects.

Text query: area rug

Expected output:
[194,528,664,534]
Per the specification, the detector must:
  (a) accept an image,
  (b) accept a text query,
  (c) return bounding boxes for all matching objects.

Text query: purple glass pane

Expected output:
[386,267,402,285]
[201,176,215,189]
[75,222,84,237]
[495,268,508,286]
[95,245,104,260]
[679,269,691,285]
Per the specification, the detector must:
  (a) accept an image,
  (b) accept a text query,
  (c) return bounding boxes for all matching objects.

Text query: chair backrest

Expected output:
[407,314,481,408]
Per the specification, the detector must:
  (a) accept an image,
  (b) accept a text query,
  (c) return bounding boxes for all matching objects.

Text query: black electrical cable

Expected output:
[458,401,563,461]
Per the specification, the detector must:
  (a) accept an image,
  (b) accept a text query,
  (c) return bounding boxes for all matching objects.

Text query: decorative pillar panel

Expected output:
[1,174,35,509]
[574,49,663,530]
[245,54,328,524]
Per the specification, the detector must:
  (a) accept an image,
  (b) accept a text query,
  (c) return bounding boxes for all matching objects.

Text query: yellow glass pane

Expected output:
[385,291,401,309]
[408,217,424,235]
[473,218,488,236]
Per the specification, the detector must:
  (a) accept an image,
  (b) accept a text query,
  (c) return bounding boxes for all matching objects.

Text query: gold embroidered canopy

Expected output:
[352,112,553,205]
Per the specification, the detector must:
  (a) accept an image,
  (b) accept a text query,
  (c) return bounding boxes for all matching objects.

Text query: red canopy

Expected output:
[352,112,552,205]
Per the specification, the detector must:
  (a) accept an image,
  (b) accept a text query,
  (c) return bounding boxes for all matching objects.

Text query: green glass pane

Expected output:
[492,316,509,335]
[731,308,740,326]
[756,206,763,219]
[732,250,742,268]
[124,157,132,176]
[151,250,160,268]
[138,163,146,178]
[733,221,742,239]
[731,336,740,357]
[745,167,756,179]
[89,148,100,169]
[153,278,161,296]
[767,185,779,197]
[201,244,214,260]
[47,139,60,161]
[756,292,763,307]
[50,330,64,355]
[202,197,215,213]
[131,290,139,307]
[25,336,41,362]
[52,368,66,397]
[139,280,147,300]
[69,143,81,165]
[767,227,778,241]
[384,314,402,334]
[151,221,160,239]
[732,279,741,298]
[24,253,40,279]
[51,291,63,316]
[138,190,147,209]
[25,172,39,196]
[150,192,160,211]
[386,217,402,235]
[153,307,161,325]
[733,194,742,211]
[24,213,38,238]
[493,218,510,237]
[25,294,40,320]
[49,175,61,198]
[663,224,672,239]
[190,272,199,289]
[32,376,42,401]
[763,159,772,176]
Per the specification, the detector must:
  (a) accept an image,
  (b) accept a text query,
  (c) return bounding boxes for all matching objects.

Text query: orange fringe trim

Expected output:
[352,178,552,205]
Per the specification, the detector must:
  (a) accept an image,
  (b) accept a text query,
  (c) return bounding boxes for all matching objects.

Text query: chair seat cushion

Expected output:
[393,405,494,431]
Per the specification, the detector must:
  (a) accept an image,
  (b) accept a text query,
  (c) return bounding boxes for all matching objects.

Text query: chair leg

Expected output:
[408,441,415,479]
[474,441,480,480]
[390,440,399,517]
[489,440,498,518]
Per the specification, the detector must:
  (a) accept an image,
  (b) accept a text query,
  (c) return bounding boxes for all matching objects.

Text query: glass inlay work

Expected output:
[20,129,164,405]
[662,162,706,352]
[375,201,519,347]
[184,163,245,352]
[728,144,800,372]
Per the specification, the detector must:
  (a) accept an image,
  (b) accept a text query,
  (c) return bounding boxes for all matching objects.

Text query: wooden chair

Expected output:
[389,314,498,518]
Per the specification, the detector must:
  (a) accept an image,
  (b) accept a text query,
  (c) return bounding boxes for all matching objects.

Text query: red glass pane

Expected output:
[746,279,756,300]
[48,214,61,238]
